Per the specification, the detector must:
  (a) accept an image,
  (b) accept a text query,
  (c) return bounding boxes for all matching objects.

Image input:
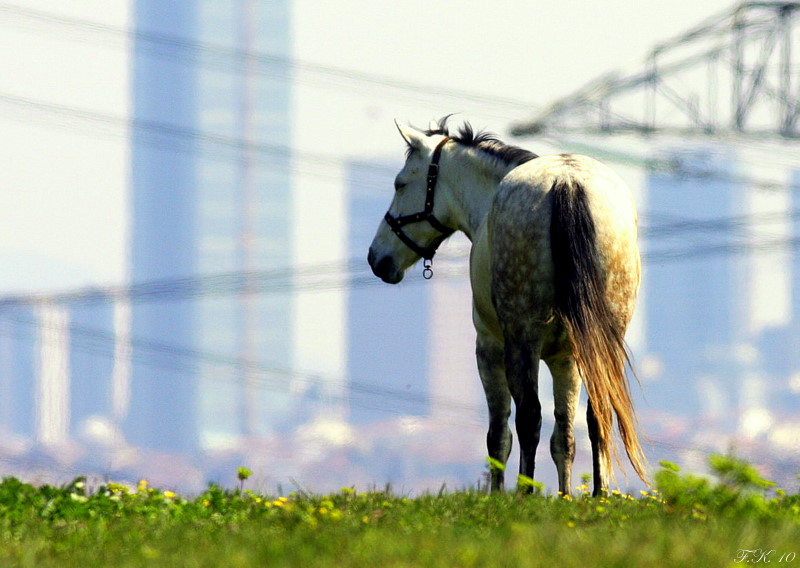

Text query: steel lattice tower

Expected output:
[512,2,799,140]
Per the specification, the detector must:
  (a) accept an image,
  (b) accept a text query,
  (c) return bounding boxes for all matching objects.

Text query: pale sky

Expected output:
[0,0,737,293]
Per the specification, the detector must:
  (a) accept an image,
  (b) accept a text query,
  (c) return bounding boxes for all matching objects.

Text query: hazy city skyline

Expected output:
[0,1,798,493]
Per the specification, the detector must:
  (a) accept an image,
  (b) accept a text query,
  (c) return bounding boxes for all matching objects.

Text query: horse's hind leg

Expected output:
[587,399,608,496]
[503,336,543,490]
[477,333,512,492]
[545,354,580,496]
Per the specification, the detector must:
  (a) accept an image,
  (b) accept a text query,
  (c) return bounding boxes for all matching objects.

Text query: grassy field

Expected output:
[0,457,798,567]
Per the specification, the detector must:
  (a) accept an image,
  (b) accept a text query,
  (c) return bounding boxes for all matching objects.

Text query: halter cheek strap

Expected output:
[383,137,455,278]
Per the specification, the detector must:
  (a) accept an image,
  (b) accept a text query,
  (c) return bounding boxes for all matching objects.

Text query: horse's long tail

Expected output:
[549,179,647,484]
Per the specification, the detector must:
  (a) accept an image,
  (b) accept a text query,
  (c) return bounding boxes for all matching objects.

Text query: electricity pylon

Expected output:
[512,2,799,140]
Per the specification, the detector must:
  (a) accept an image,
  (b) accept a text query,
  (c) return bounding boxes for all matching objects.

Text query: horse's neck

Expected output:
[445,149,516,241]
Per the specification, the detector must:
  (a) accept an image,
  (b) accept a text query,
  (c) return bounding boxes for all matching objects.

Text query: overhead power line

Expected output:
[641,208,800,238]
[0,91,396,195]
[543,132,800,193]
[0,217,798,309]
[646,234,800,263]
[0,2,536,117]
[0,309,787,471]
[2,307,779,467]
[3,89,799,205]
[0,309,488,427]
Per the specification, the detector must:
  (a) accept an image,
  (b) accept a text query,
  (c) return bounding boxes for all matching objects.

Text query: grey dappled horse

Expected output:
[368,117,646,495]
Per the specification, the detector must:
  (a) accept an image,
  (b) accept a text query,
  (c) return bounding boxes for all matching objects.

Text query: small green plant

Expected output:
[654,454,784,518]
[708,453,775,491]
[516,475,544,496]
[485,456,506,473]
[237,467,252,493]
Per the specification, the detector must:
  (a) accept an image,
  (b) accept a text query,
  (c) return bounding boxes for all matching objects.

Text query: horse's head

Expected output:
[368,120,454,284]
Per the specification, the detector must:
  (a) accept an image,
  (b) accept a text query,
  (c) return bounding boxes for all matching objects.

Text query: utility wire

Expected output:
[2,310,792,472]
[1,4,797,177]
[0,92,393,177]
[544,133,800,193]
[5,89,798,196]
[4,88,800,232]
[0,2,536,117]
[0,224,798,308]
[0,310,489,427]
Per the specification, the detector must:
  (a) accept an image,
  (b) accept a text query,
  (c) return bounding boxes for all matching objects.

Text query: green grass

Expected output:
[0,456,798,567]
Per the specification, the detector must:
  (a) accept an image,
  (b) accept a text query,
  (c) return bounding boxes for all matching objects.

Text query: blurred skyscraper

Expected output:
[127,0,294,453]
[643,149,746,426]
[0,306,37,442]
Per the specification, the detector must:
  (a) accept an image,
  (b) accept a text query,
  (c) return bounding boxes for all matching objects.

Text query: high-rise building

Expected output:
[792,169,800,374]
[0,306,37,441]
[643,148,745,425]
[126,0,294,454]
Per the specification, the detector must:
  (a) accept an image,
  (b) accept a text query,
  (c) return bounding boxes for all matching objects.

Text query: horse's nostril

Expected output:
[367,248,376,266]
[369,254,400,283]
[374,255,393,276]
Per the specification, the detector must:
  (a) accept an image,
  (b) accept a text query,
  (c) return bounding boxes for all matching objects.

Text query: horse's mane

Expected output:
[423,115,538,167]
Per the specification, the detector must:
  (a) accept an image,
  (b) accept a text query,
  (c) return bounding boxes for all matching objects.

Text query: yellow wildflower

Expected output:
[112,483,130,495]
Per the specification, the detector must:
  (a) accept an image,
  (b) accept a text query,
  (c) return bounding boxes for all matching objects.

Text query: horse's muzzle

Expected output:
[368,248,403,284]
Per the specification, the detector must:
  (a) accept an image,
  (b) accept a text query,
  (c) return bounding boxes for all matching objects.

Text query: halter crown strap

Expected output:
[384,136,455,264]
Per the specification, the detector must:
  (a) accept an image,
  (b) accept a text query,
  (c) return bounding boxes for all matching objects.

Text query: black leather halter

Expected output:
[384,137,455,279]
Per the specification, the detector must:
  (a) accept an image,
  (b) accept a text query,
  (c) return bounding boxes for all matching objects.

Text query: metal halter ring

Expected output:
[422,259,434,280]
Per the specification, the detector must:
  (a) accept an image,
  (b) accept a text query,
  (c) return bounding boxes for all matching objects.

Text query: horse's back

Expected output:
[498,154,636,228]
[487,153,640,332]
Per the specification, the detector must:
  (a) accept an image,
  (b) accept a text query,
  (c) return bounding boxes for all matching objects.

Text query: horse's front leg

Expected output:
[545,354,581,496]
[476,332,512,493]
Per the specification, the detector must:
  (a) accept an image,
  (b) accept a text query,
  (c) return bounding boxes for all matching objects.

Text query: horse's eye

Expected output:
[394,181,407,192]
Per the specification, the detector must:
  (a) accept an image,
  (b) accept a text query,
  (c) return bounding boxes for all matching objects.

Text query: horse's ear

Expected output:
[395,119,426,150]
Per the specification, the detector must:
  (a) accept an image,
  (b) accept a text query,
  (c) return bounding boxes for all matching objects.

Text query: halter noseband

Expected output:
[384,136,455,279]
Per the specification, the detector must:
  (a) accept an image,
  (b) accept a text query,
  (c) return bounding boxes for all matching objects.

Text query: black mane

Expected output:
[424,115,538,166]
